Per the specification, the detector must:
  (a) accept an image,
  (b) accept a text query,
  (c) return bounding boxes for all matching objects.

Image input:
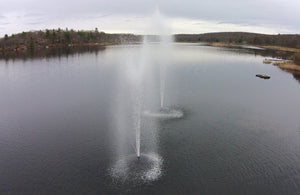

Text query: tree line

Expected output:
[0,28,142,52]
[175,32,300,49]
[1,30,300,53]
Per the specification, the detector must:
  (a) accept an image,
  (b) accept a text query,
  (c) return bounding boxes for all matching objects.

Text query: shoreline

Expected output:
[202,42,300,53]
[273,61,300,74]
[1,41,300,71]
[200,42,300,72]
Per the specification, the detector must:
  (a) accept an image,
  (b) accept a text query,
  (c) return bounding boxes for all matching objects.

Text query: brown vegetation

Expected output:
[261,46,300,53]
[273,61,300,72]
[273,60,300,82]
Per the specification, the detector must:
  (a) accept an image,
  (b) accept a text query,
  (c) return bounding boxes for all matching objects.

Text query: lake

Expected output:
[0,43,299,194]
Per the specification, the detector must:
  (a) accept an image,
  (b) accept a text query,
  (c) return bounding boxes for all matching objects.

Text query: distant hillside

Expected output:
[0,29,142,52]
[2,30,300,52]
[175,32,300,49]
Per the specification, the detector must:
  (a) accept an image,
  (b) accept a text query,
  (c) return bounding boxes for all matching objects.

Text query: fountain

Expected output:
[109,35,164,184]
[160,65,166,108]
[109,10,184,184]
[143,37,184,120]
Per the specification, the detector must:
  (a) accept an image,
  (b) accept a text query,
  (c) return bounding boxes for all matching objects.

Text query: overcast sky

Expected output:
[1,0,300,37]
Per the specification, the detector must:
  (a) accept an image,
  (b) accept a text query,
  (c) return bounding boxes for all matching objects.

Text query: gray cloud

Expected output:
[0,22,10,25]
[26,21,44,25]
[86,14,112,19]
[24,13,45,17]
[0,0,300,35]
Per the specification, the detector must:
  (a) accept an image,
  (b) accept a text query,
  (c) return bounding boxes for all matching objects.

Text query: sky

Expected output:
[0,0,300,37]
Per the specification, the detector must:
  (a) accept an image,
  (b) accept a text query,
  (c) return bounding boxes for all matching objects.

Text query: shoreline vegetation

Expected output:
[203,42,300,77]
[1,29,300,71]
[0,28,142,53]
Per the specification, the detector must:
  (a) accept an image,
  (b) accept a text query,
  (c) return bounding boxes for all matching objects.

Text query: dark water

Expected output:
[0,43,299,194]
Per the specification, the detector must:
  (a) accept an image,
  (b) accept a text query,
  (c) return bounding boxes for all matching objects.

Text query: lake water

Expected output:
[0,43,299,194]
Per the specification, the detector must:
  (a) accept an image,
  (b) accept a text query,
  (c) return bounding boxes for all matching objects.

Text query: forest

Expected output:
[175,32,300,49]
[0,28,141,52]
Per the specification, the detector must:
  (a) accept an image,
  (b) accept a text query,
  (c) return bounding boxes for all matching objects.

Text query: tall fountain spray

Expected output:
[150,9,174,109]
[135,98,141,158]
[160,66,165,108]
[109,9,181,184]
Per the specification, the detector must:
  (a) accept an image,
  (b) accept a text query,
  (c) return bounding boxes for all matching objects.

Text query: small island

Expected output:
[256,74,271,79]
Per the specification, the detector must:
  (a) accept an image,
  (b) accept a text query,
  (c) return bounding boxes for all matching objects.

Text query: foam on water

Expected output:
[109,153,163,183]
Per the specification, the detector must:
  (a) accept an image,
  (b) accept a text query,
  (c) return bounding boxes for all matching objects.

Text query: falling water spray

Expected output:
[109,9,176,183]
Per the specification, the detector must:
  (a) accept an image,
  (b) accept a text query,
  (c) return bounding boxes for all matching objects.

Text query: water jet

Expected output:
[109,9,177,183]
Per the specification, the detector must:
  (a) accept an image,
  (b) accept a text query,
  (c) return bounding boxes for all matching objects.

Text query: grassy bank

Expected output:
[260,45,300,53]
[203,41,300,67]
[274,61,300,72]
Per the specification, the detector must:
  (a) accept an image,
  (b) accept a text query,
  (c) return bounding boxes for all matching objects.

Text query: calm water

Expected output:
[0,43,299,194]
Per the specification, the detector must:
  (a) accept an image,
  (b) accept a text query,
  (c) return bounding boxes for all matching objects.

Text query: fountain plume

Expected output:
[109,9,175,183]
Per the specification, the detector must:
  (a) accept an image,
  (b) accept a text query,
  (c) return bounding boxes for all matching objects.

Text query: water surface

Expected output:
[0,43,299,194]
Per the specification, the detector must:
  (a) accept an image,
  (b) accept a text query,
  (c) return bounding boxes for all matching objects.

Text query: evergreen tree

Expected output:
[64,31,71,43]
[45,29,50,38]
[30,36,34,50]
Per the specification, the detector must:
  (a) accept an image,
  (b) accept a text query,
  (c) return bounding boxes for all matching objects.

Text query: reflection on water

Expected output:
[291,73,300,83]
[0,45,106,61]
[0,43,299,194]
